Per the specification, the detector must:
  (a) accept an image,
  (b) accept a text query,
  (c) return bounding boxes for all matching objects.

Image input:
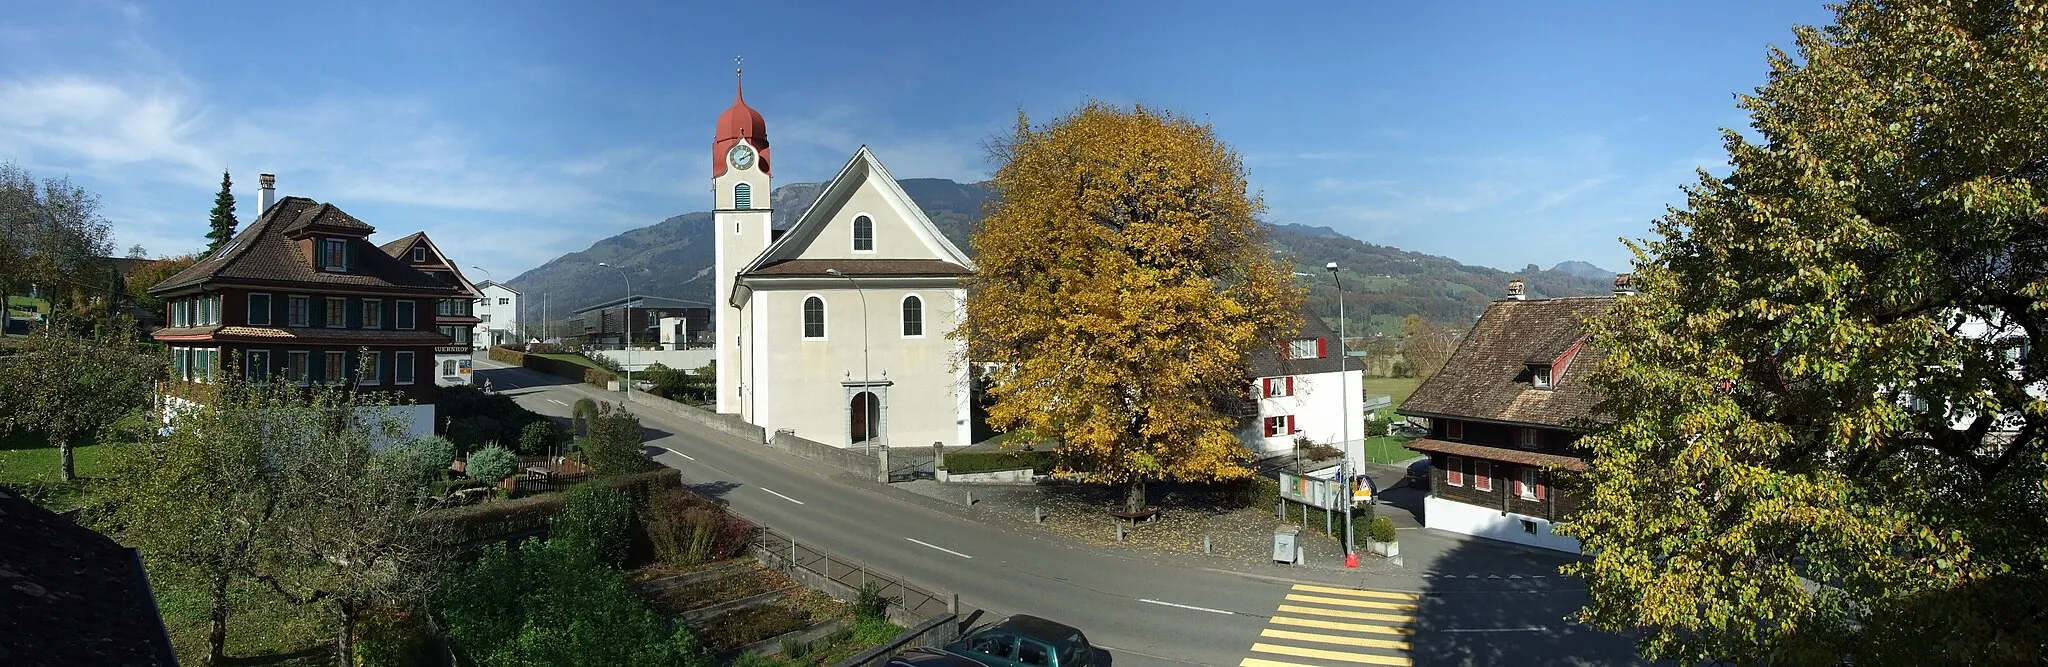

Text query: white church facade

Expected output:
[709,74,976,450]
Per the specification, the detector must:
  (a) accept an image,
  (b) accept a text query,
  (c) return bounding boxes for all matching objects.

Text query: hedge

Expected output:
[489,346,525,365]
[523,354,618,387]
[418,469,681,546]
[943,450,1058,475]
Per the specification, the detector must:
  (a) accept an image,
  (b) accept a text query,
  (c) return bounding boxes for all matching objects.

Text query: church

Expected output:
[709,70,977,451]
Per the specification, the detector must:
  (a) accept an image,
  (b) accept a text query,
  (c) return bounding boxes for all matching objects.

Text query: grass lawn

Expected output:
[152,566,335,666]
[0,431,134,511]
[533,352,609,372]
[1362,377,1422,410]
[1363,435,1423,465]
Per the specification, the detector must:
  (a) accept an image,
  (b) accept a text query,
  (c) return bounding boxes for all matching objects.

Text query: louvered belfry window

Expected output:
[734,183,752,210]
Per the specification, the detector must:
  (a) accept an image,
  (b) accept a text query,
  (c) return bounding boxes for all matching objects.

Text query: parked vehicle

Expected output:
[895,615,1094,667]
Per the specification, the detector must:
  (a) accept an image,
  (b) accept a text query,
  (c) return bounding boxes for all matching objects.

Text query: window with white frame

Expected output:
[395,351,415,385]
[173,300,188,327]
[852,215,874,251]
[395,300,415,330]
[411,246,425,262]
[802,296,825,339]
[324,351,347,384]
[1445,455,1464,486]
[1446,419,1464,440]
[288,296,310,326]
[1262,415,1296,437]
[1531,364,1553,388]
[362,299,382,328]
[1473,460,1494,491]
[1287,338,1325,360]
[901,295,923,337]
[326,298,346,328]
[1519,467,1540,500]
[246,350,269,382]
[323,239,347,271]
[1262,376,1294,397]
[195,348,212,383]
[248,293,272,326]
[481,314,491,322]
[360,351,381,385]
[288,351,309,385]
[442,359,458,377]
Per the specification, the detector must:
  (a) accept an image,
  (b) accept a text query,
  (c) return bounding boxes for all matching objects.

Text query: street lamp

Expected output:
[470,265,494,347]
[1328,261,1356,565]
[597,262,633,397]
[824,268,876,454]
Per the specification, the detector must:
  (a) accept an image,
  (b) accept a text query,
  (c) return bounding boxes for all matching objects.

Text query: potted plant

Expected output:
[1368,516,1399,557]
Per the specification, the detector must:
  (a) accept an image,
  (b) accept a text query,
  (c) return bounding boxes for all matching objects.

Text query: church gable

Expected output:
[741,146,973,275]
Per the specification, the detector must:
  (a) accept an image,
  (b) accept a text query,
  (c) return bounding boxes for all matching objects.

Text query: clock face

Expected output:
[727,143,755,170]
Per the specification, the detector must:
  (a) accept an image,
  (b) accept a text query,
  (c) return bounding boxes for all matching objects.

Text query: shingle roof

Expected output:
[1398,297,1614,429]
[0,486,178,666]
[378,231,426,257]
[1404,437,1590,471]
[150,197,462,295]
[1249,309,1348,378]
[745,258,972,277]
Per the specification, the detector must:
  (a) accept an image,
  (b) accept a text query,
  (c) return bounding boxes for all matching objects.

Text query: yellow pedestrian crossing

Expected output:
[1239,584,1421,667]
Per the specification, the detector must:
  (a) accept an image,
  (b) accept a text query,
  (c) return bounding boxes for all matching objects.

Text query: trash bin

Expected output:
[1272,525,1301,564]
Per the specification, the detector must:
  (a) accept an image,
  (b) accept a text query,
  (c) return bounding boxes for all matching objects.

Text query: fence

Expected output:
[745,525,968,666]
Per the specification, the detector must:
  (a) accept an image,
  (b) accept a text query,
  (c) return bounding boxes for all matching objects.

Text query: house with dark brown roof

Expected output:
[1396,278,1623,553]
[148,174,460,439]
[1238,310,1364,460]
[379,231,483,387]
[0,485,179,666]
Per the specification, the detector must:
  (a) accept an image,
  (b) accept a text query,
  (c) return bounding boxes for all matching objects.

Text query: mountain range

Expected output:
[503,179,1619,334]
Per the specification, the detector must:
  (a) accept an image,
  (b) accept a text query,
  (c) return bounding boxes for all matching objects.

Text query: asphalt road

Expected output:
[474,358,1652,667]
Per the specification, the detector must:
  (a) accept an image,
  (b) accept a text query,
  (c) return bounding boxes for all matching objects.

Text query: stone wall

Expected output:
[768,430,881,479]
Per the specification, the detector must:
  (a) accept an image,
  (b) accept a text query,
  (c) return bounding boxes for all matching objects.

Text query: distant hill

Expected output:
[1550,260,1619,282]
[505,179,1615,333]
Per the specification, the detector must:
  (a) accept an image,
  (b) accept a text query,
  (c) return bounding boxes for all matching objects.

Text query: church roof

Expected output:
[749,259,973,277]
[736,146,975,283]
[713,71,770,177]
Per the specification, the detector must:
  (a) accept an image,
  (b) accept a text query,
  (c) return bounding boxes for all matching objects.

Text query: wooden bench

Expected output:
[1110,508,1161,527]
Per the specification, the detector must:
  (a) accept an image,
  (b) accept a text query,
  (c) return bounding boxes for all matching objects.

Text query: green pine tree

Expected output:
[205,170,238,254]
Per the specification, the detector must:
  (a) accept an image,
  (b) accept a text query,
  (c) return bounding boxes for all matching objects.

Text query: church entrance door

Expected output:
[850,391,880,445]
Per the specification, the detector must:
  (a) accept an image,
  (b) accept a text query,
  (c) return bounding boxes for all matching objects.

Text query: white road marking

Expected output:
[675,452,697,461]
[548,399,569,406]
[906,538,973,559]
[760,487,805,505]
[1139,598,1236,615]
[1440,627,1549,633]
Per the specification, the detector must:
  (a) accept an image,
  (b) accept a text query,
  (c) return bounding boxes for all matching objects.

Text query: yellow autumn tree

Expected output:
[959,101,1304,512]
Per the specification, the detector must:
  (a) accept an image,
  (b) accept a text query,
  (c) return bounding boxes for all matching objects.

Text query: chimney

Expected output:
[1505,279,1527,301]
[1613,273,1638,297]
[258,173,276,214]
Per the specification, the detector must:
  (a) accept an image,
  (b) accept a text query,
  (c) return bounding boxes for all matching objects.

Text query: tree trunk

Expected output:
[1124,479,1147,514]
[207,573,230,664]
[337,605,356,667]
[57,436,75,482]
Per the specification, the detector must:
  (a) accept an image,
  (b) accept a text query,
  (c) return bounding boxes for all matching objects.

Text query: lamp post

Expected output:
[1329,261,1356,564]
[824,268,876,454]
[470,265,495,347]
[597,262,633,397]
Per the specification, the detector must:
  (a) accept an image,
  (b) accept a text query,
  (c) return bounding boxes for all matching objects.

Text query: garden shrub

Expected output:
[854,581,891,621]
[583,403,654,477]
[445,415,504,451]
[553,485,635,568]
[435,537,712,667]
[518,420,560,455]
[572,398,599,437]
[466,445,517,483]
[96,407,159,444]
[1229,475,1281,510]
[378,436,457,487]
[1370,515,1398,543]
[644,488,754,568]
[438,384,548,449]
[942,450,1057,475]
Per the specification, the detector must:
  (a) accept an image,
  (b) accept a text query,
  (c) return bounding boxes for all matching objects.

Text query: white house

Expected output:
[708,71,975,450]
[473,281,520,350]
[1242,310,1366,462]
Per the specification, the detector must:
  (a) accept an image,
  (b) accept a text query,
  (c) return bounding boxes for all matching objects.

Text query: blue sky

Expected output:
[0,1,1835,280]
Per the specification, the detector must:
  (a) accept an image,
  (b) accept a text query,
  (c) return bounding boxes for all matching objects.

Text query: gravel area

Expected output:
[894,477,1403,574]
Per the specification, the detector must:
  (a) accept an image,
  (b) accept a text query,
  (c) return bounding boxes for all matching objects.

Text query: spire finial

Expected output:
[734,55,744,99]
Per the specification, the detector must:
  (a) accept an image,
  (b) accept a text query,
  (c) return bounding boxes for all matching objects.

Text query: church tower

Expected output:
[713,60,771,415]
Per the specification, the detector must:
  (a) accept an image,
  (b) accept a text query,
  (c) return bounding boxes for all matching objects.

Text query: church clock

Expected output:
[727,143,756,170]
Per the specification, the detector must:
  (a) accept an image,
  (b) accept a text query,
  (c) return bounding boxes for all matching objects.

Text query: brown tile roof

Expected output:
[1404,438,1588,471]
[0,486,178,666]
[150,197,462,295]
[1249,309,1348,378]
[1398,297,1615,429]
[745,259,971,277]
[152,325,449,345]
[378,231,425,257]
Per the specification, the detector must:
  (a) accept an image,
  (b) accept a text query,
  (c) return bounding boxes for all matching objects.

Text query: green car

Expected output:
[927,615,1094,667]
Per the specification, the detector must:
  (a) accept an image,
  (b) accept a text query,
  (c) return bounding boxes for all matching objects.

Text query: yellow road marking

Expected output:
[1273,615,1415,636]
[1285,593,1421,612]
[1276,604,1415,624]
[1262,628,1411,650]
[1251,642,1414,665]
[1239,659,1323,667]
[1291,583,1423,601]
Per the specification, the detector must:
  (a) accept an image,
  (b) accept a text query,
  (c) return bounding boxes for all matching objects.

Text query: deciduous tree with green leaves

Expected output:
[1558,2,2048,664]
[0,162,114,336]
[958,101,1304,513]
[0,323,159,481]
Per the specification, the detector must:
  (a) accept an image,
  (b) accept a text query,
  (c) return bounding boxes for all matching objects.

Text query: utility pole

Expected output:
[598,263,634,397]
[1330,262,1356,566]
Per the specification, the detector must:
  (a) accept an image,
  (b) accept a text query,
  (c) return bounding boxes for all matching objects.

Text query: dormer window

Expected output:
[1288,337,1326,360]
[1531,364,1553,389]
[411,246,425,262]
[322,239,347,271]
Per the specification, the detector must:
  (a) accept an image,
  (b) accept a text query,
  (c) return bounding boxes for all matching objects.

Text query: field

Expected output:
[1362,435,1422,465]
[0,431,132,510]
[1362,376,1422,411]
[533,352,609,371]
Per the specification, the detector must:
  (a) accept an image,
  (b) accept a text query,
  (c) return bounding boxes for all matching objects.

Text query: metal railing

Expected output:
[747,526,954,622]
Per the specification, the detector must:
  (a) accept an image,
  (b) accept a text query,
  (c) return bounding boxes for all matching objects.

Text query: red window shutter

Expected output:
[1287,415,1297,434]
[1262,418,1274,437]
[1536,477,1548,500]
[1513,473,1524,498]
[1285,376,1294,395]
[1317,337,1328,358]
[1446,456,1463,486]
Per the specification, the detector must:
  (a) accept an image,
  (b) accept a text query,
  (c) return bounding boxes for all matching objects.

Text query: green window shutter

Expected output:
[735,183,752,209]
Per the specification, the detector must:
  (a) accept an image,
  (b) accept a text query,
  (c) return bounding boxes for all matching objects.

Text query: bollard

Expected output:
[1033,506,1044,523]
[948,592,959,614]
[1203,534,1212,554]
[1276,499,1284,519]
[1116,521,1125,542]
[966,490,974,506]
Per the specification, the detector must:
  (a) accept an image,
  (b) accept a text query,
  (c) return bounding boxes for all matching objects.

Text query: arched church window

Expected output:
[734,183,752,210]
[803,296,825,339]
[853,215,874,251]
[901,295,923,337]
